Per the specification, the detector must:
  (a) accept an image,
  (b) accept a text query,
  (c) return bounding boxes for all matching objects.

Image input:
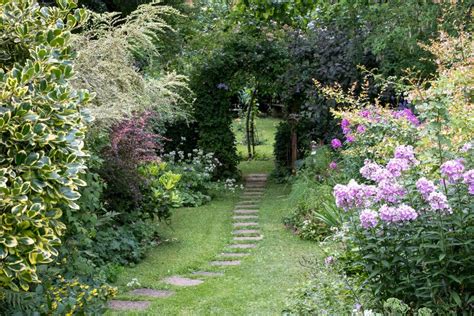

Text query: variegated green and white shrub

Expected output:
[0,0,90,291]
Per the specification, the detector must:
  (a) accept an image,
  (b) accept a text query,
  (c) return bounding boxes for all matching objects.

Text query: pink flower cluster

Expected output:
[392,108,420,126]
[379,204,418,223]
[441,159,465,183]
[464,170,474,195]
[360,209,378,229]
[334,180,378,210]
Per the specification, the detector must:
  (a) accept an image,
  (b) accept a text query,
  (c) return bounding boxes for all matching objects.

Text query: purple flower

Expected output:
[356,125,366,133]
[379,204,398,223]
[341,118,351,134]
[440,159,465,183]
[379,204,417,223]
[460,143,472,153]
[346,135,355,143]
[331,138,342,149]
[324,256,335,265]
[359,109,370,118]
[341,118,350,128]
[394,145,417,165]
[377,180,406,203]
[329,161,338,170]
[416,177,436,199]
[216,83,229,90]
[333,180,377,210]
[396,204,418,221]
[360,209,378,229]
[393,108,420,126]
[427,192,451,213]
[386,158,410,177]
[463,170,474,195]
[360,160,392,183]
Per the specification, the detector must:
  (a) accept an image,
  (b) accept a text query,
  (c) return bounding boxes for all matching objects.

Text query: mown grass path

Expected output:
[107,171,318,315]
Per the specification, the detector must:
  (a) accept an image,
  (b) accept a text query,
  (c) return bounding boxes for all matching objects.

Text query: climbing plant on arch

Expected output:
[190,31,287,178]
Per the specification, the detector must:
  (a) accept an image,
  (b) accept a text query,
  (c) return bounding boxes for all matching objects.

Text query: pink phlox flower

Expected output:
[393,108,420,126]
[396,204,418,221]
[463,170,474,195]
[416,177,437,199]
[394,145,418,165]
[386,158,410,177]
[331,138,342,149]
[440,159,465,183]
[356,125,366,133]
[333,180,377,210]
[427,191,452,213]
[377,180,406,203]
[460,142,472,153]
[360,160,393,183]
[346,135,355,143]
[360,209,378,229]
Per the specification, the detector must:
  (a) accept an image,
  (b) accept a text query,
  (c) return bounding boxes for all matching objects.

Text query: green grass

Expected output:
[109,180,319,316]
[233,116,280,160]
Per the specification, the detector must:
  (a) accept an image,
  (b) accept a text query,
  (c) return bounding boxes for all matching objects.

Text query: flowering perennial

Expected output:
[360,209,378,229]
[440,159,465,183]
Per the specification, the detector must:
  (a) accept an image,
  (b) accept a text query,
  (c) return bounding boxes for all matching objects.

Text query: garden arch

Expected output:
[190,33,286,177]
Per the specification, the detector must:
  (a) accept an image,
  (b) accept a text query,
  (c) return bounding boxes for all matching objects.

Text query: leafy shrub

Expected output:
[138,162,183,221]
[283,255,368,315]
[283,148,346,241]
[99,111,162,215]
[0,0,91,292]
[162,149,221,206]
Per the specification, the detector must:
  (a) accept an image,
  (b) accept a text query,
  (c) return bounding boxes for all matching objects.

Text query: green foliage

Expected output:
[139,162,183,221]
[0,0,91,292]
[283,255,367,315]
[72,1,192,123]
[283,147,346,241]
[162,149,221,206]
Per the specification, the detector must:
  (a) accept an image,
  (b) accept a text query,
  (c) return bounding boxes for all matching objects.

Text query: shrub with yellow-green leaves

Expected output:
[0,0,90,291]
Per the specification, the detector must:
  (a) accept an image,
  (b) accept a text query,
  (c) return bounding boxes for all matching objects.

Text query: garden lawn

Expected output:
[233,116,280,160]
[109,179,319,315]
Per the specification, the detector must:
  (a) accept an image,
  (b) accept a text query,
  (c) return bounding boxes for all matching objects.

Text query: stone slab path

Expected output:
[108,173,268,312]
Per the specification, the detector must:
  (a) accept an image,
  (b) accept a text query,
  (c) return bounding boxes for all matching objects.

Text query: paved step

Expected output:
[233,215,259,220]
[219,252,250,257]
[210,260,241,266]
[232,229,260,235]
[129,289,175,298]
[234,210,259,214]
[191,271,224,277]
[235,202,258,209]
[108,300,150,311]
[163,276,203,286]
[234,236,263,241]
[228,244,257,249]
[233,222,259,227]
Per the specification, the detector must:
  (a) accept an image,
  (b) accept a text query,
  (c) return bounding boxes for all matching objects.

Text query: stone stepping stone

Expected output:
[243,192,263,195]
[234,236,263,241]
[219,252,250,257]
[233,222,259,227]
[228,243,257,249]
[108,300,150,311]
[129,288,175,298]
[234,210,259,214]
[163,276,204,286]
[192,271,224,277]
[235,205,258,209]
[232,229,260,235]
[210,260,241,266]
[233,215,258,220]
